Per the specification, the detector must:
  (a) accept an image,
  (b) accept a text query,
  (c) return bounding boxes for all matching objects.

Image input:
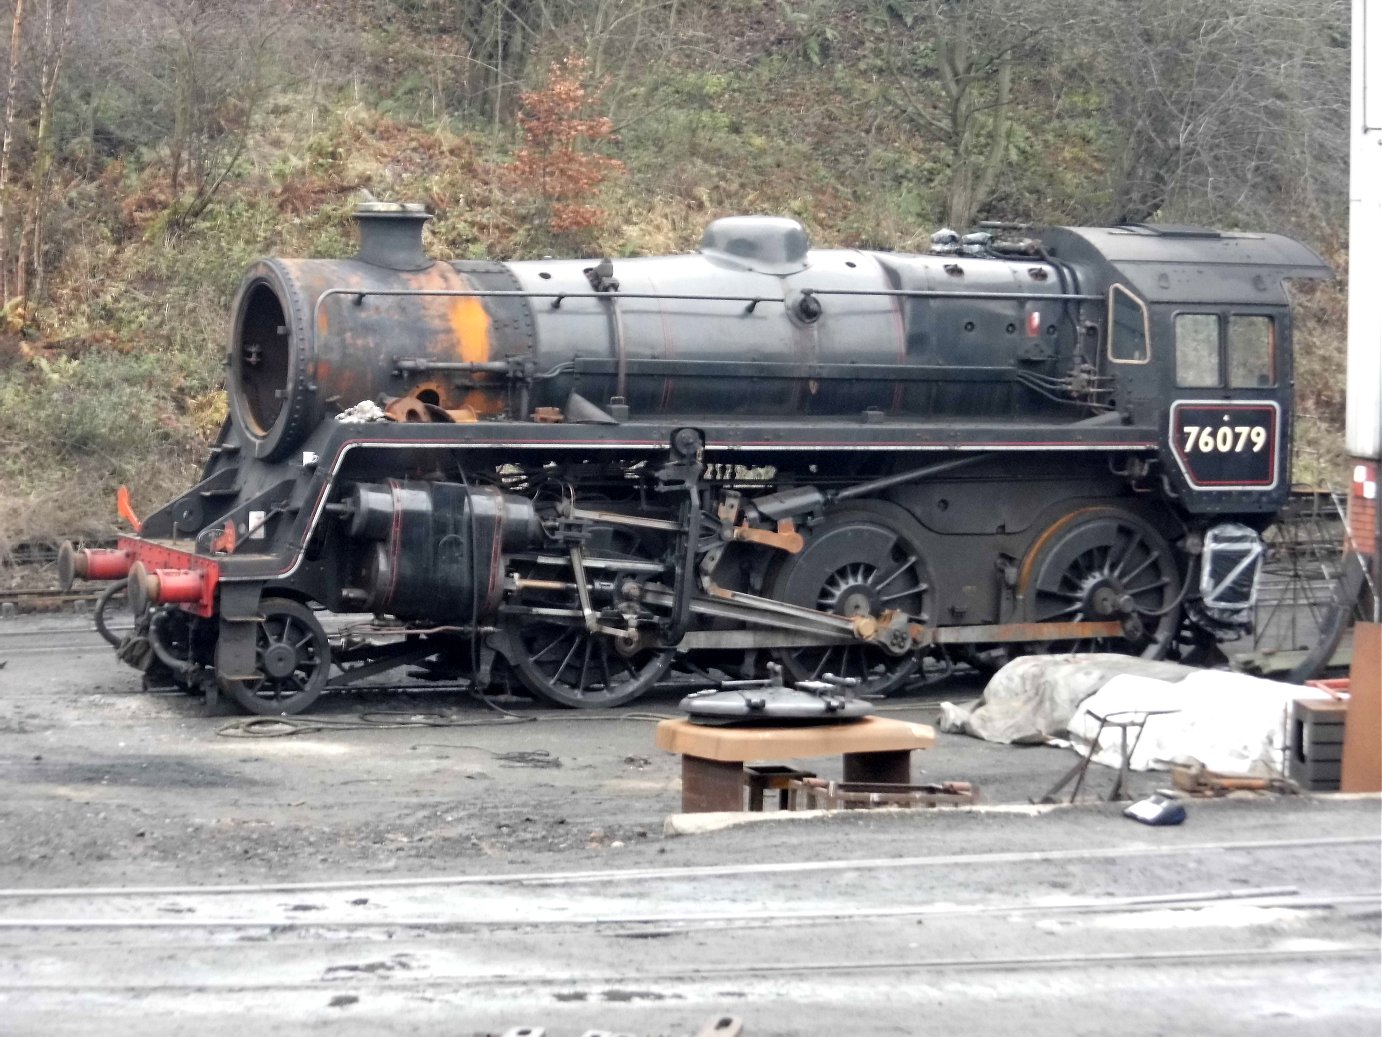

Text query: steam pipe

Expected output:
[94,579,128,648]
[148,607,198,677]
[831,455,987,503]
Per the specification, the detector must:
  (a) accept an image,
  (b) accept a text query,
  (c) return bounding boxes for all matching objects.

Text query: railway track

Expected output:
[1,888,1375,933]
[0,590,105,620]
[1,838,1375,937]
[0,620,128,657]
[0,541,109,613]
[0,835,1376,1031]
[0,946,1374,994]
[1,834,1373,899]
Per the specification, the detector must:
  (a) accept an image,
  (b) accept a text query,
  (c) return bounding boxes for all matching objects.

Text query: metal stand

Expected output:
[1038,709,1179,804]
[744,765,816,811]
[680,748,917,813]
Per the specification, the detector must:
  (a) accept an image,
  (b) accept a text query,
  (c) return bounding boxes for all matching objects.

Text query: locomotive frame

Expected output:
[60,205,1332,713]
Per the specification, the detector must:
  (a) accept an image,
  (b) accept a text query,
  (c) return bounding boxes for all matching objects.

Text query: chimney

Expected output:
[354,201,433,271]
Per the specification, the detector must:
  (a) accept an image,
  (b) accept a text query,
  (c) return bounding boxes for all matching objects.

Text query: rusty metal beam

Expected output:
[914,619,1126,645]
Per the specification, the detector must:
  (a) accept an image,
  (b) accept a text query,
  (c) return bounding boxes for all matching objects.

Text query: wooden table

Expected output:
[655,716,936,813]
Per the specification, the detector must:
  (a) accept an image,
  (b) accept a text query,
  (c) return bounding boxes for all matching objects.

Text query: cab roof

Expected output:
[1042,224,1332,305]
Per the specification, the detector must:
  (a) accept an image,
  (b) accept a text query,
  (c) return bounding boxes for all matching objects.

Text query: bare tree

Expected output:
[154,0,276,233]
[874,0,1050,229]
[438,0,541,125]
[15,0,72,305]
[1076,0,1348,230]
[0,0,27,306]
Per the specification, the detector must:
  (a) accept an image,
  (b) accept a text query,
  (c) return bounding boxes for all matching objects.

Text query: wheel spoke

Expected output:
[598,642,615,692]
[808,647,832,680]
[1041,588,1086,601]
[575,637,593,692]
[552,636,582,682]
[530,629,575,664]
[879,584,924,604]
[1125,577,1170,599]
[1118,552,1159,585]
[852,647,869,681]
[1112,534,1145,579]
[1095,545,1113,575]
[1040,603,1084,619]
[872,555,916,592]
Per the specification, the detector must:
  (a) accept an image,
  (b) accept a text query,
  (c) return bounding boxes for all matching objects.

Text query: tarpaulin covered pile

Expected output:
[939,654,1329,774]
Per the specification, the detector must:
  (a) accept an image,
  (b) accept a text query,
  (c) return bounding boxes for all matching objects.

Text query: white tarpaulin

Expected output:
[938,654,1197,743]
[1069,669,1330,775]
[940,653,1329,775]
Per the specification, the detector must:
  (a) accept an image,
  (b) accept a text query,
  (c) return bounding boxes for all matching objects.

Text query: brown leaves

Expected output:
[505,55,623,238]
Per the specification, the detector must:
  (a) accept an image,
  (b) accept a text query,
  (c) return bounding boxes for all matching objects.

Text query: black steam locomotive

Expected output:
[60,203,1330,713]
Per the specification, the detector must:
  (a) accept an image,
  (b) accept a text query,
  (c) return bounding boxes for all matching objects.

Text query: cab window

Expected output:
[1228,315,1275,388]
[1175,313,1221,388]
[1108,284,1150,363]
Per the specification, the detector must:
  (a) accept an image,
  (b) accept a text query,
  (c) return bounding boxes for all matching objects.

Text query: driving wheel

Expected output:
[499,525,674,708]
[1020,506,1182,657]
[769,503,932,696]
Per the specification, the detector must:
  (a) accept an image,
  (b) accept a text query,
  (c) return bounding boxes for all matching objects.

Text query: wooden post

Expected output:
[681,755,745,813]
[1341,622,1381,792]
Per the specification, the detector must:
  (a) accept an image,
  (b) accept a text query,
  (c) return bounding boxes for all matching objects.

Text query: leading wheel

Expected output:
[220,597,331,715]
[769,503,932,696]
[1020,506,1181,657]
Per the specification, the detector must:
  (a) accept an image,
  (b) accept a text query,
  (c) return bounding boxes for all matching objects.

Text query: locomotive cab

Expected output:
[1036,224,1329,644]
[1041,223,1328,512]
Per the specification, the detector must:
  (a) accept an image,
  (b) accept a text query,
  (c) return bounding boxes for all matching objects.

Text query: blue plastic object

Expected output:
[1123,794,1187,826]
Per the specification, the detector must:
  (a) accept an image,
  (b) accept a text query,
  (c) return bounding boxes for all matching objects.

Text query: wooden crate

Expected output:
[1289,698,1348,791]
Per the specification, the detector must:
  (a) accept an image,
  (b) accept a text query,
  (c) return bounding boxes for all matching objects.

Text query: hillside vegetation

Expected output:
[0,0,1352,557]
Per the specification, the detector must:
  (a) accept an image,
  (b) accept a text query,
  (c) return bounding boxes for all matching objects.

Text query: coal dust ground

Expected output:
[0,612,1378,1037]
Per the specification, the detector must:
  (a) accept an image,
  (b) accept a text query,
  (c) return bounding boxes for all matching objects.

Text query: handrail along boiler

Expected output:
[61,204,1331,713]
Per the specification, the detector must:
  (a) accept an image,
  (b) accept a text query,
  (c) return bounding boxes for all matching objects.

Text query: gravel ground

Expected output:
[0,612,1179,885]
[0,611,1378,1036]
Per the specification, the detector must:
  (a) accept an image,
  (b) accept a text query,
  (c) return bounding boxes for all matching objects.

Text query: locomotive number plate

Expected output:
[1169,401,1280,490]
